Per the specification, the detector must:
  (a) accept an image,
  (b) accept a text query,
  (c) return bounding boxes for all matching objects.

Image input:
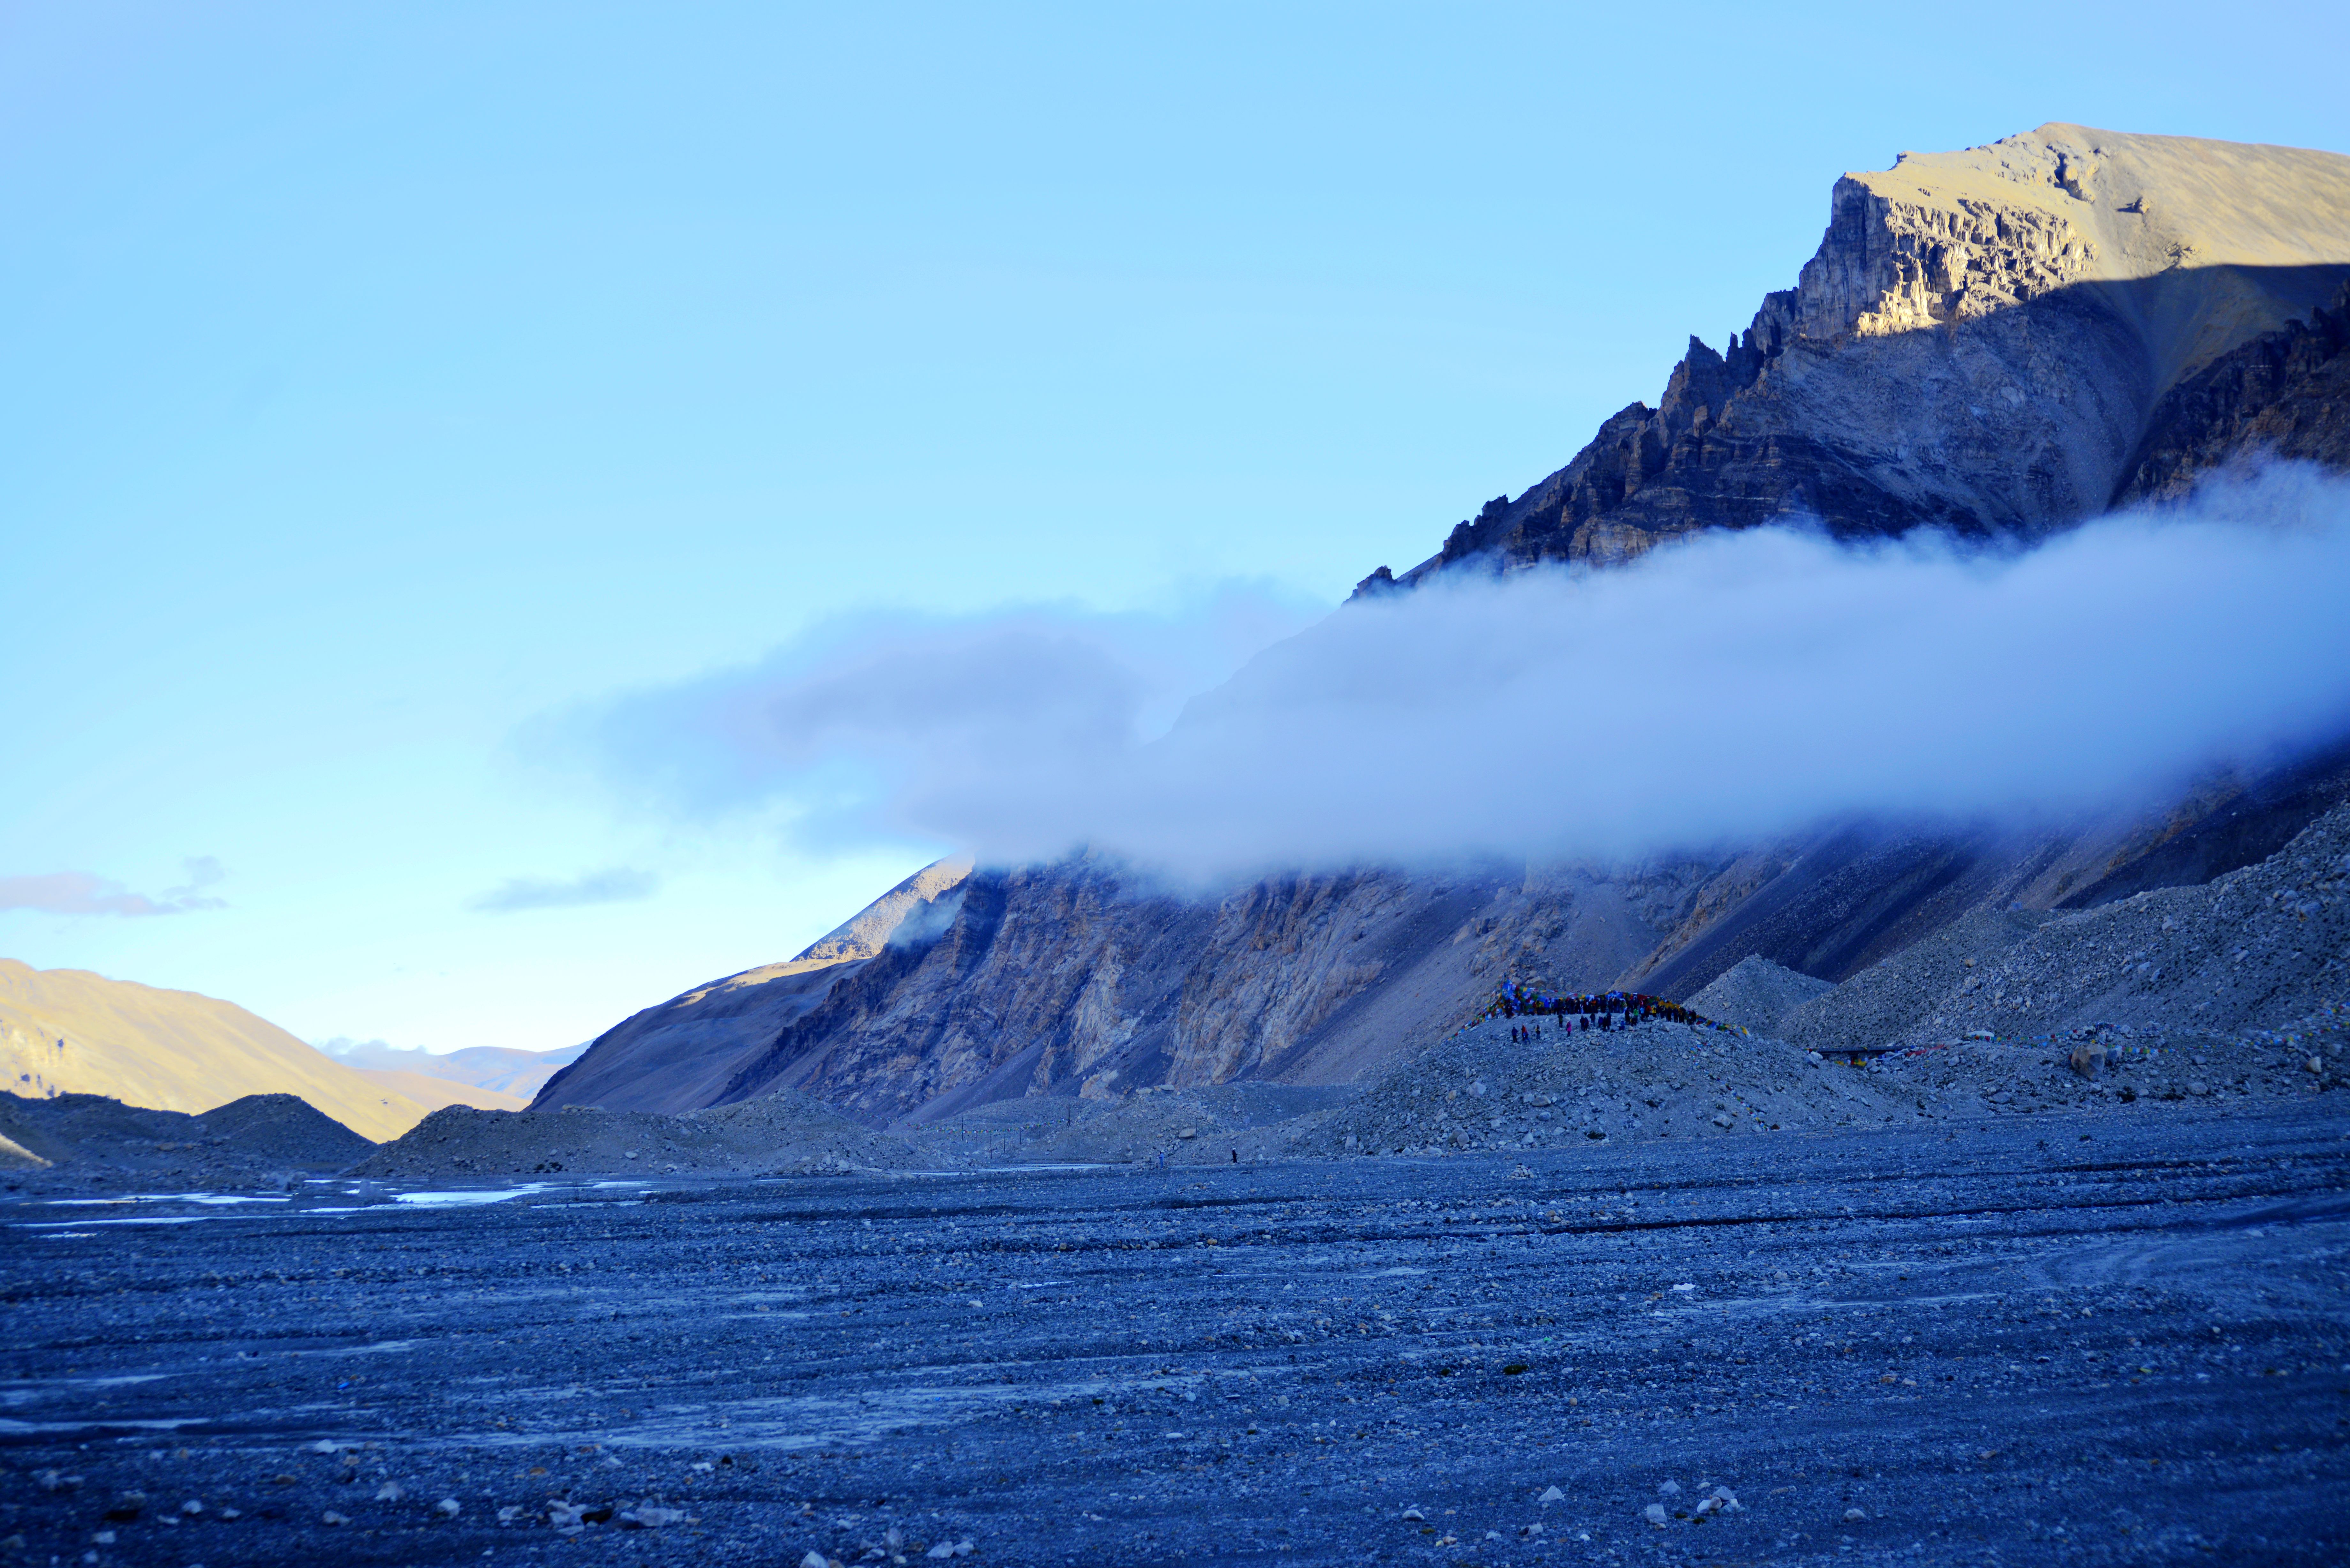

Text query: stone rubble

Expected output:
[343,1087,940,1182]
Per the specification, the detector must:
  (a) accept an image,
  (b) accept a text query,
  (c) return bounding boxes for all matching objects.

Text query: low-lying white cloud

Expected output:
[595,464,2350,880]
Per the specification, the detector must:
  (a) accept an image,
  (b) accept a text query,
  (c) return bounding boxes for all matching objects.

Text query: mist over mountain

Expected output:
[546,124,2350,1127]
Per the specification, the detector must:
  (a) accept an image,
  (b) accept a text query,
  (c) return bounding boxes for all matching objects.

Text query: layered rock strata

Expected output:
[1356,124,2350,585]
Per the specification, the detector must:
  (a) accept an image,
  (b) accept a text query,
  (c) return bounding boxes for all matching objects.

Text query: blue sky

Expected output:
[5,1,2347,1056]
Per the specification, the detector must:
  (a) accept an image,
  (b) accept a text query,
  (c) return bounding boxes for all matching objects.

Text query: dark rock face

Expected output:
[1413,283,2150,571]
[707,863,1491,1124]
[533,857,972,1116]
[2113,281,2350,504]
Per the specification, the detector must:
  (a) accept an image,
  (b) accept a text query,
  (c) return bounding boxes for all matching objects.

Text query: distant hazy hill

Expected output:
[345,1067,530,1114]
[318,1037,585,1104]
[0,959,425,1141]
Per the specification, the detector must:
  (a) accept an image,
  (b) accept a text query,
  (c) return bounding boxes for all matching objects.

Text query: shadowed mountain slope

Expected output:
[533,856,973,1114]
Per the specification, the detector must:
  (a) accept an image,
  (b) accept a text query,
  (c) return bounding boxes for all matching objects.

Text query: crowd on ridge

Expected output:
[1476,981,1742,1044]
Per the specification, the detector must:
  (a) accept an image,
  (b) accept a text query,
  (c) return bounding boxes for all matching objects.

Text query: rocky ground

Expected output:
[1685,957,1833,1037]
[1789,806,2350,1057]
[4,1106,2347,1566]
[344,1090,939,1183]
[1282,1004,2346,1161]
[1290,1021,1905,1157]
[900,1084,1361,1169]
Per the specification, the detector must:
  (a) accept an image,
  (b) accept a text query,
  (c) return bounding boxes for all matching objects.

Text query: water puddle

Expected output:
[393,1185,552,1208]
[0,1416,205,1436]
[472,1367,1214,1453]
[38,1192,288,1207]
[22,1216,222,1228]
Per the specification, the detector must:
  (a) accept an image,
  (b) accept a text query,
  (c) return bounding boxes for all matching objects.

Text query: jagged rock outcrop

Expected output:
[1357,124,2350,585]
[548,126,2350,1127]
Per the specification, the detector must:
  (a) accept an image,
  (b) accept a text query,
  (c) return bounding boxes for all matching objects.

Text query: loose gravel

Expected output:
[345,1089,938,1183]
[1686,955,1834,1036]
[0,1092,374,1193]
[1789,802,2350,1055]
[4,1110,2345,1565]
[1291,1020,1911,1157]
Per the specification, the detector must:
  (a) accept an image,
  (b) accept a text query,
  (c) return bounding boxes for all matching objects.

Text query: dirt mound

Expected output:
[1686,955,1833,1036]
[1292,1015,1914,1157]
[197,1092,377,1167]
[1853,1022,2344,1121]
[1777,907,2052,1053]
[685,1087,938,1171]
[0,1088,375,1192]
[347,1089,941,1182]
[1755,803,2350,1070]
[892,1094,1106,1160]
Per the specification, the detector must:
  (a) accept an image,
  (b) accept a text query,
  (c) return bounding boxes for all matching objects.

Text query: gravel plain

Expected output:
[5,1105,2347,1567]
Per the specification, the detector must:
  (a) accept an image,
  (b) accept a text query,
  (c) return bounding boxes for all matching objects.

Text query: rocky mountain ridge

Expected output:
[541,125,2350,1128]
[1354,124,2350,587]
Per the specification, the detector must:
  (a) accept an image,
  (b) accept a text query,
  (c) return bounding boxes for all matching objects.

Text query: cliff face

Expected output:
[1362,124,2350,585]
[2113,281,2350,504]
[546,126,2350,1126]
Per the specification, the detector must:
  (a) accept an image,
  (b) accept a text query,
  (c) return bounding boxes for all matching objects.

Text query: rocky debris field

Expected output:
[1293,1020,1916,1156]
[347,1089,939,1183]
[13,810,2343,1193]
[1685,956,1833,1037]
[1776,909,2051,1058]
[4,1108,2346,1565]
[0,1092,374,1194]
[1782,803,2350,1056]
[1289,1000,2347,1161]
[903,1084,1360,1168]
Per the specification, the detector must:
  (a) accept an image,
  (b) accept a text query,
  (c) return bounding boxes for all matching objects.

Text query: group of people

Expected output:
[1482,980,1736,1040]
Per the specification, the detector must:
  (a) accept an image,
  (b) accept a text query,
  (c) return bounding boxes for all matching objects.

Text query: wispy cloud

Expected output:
[580,583,1324,830]
[162,856,228,906]
[466,867,659,914]
[0,857,230,917]
[585,463,2350,881]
